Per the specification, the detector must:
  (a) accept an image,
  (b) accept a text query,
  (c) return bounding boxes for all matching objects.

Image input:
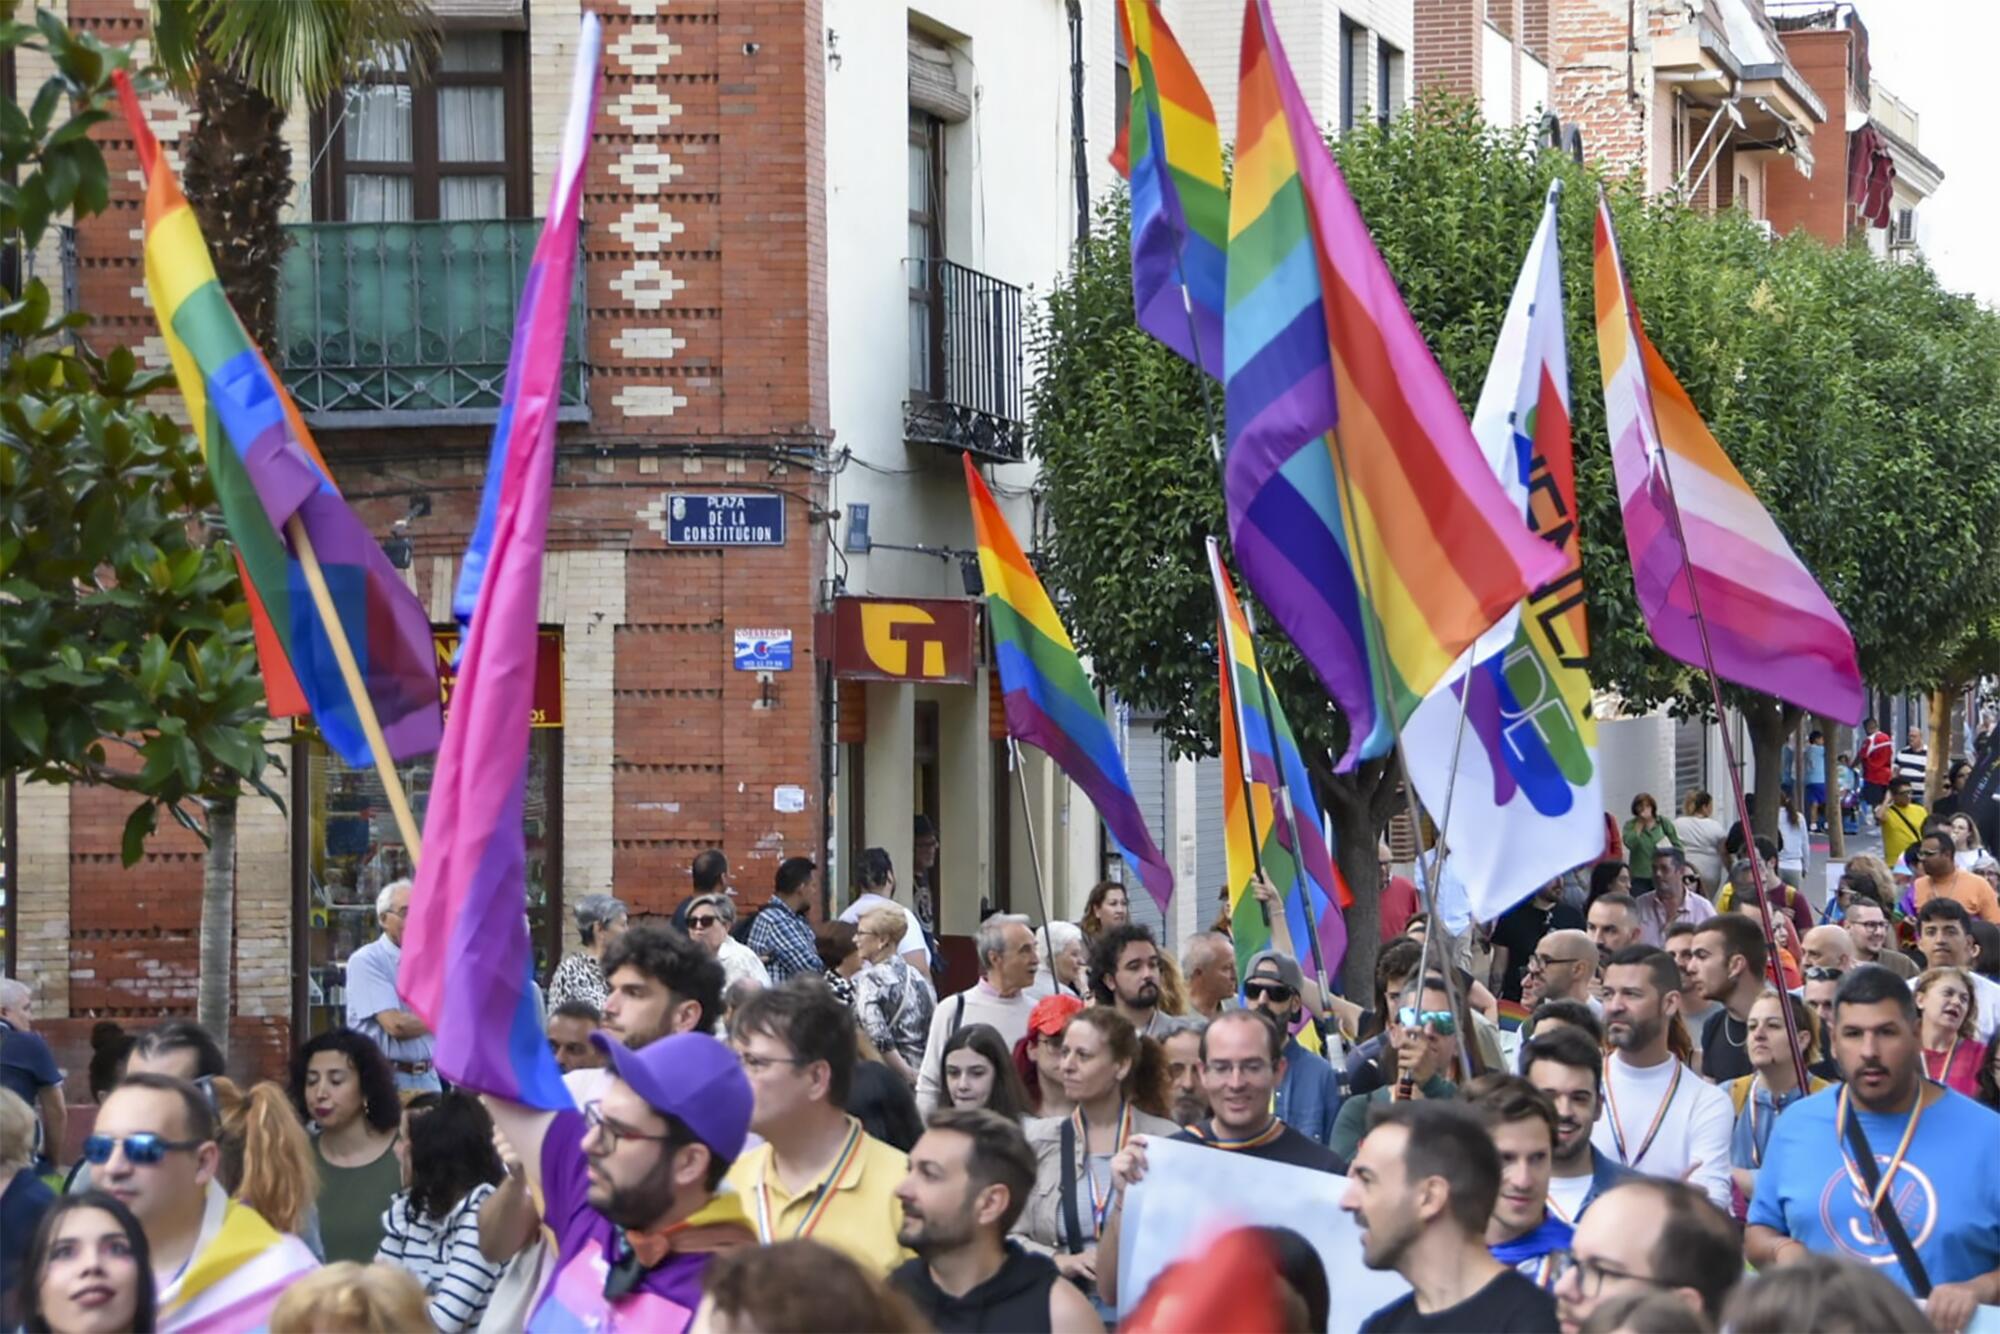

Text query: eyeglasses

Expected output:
[1530,952,1583,970]
[1203,1058,1273,1079]
[1803,966,1846,982]
[1243,981,1295,1003]
[1396,1007,1457,1035]
[1551,1251,1668,1299]
[688,914,721,931]
[582,1102,677,1152]
[82,1133,205,1166]
[735,1051,812,1074]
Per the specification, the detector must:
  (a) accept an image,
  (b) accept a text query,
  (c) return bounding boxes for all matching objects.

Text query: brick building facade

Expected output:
[9,0,833,1092]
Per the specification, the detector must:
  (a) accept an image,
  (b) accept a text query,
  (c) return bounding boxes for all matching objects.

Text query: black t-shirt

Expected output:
[1361,1267,1559,1333]
[1700,1008,1755,1082]
[1491,899,1586,1001]
[1171,1120,1342,1173]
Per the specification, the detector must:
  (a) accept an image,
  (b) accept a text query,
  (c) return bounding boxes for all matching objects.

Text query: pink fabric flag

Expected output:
[397,14,600,1108]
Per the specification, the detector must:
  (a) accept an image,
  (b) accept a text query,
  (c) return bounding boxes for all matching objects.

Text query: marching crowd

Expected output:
[2,770,1999,1334]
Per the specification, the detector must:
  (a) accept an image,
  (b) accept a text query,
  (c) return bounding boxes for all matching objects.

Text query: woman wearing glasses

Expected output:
[850,903,936,1087]
[686,893,771,996]
[288,1029,404,1264]
[17,1191,156,1334]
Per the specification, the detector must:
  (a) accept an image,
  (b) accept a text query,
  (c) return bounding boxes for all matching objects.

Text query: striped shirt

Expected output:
[376,1182,505,1333]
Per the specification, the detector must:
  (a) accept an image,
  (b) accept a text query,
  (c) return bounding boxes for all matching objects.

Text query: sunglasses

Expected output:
[1803,966,1846,982]
[688,914,721,931]
[1396,1007,1457,1035]
[83,1132,204,1166]
[1243,981,1295,1003]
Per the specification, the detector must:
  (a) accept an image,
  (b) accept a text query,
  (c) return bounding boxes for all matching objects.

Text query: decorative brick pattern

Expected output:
[13,782,74,1017]
[610,84,684,135]
[609,259,686,307]
[611,326,687,360]
[609,145,686,193]
[613,385,691,417]
[609,201,687,250]
[609,23,684,76]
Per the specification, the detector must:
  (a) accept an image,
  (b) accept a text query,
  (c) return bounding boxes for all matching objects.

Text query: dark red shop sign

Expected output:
[434,627,565,727]
[826,597,979,685]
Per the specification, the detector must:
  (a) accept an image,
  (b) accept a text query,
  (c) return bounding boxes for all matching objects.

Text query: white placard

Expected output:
[773,784,806,814]
[1116,1137,1409,1334]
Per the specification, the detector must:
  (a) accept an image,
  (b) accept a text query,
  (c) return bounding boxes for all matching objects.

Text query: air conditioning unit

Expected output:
[1751,218,1775,240]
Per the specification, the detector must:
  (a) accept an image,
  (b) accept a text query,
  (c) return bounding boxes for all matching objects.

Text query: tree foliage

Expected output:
[0,18,276,865]
[1028,100,2000,978]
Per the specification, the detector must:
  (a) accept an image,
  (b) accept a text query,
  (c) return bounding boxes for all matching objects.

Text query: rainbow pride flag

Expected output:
[1592,190,1863,723]
[398,15,600,1108]
[965,456,1173,909]
[1405,183,1603,922]
[1111,0,1226,377]
[119,75,440,769]
[1208,538,1348,982]
[1224,0,1563,769]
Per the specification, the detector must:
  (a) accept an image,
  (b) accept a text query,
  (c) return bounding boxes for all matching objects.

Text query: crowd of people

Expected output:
[3,767,2000,1334]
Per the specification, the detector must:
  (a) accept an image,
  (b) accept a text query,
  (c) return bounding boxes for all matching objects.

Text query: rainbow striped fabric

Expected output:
[1405,183,1604,922]
[1592,190,1863,723]
[1208,539,1348,981]
[1112,0,1226,376]
[397,15,600,1108]
[118,75,440,768]
[964,456,1173,909]
[1224,0,1564,769]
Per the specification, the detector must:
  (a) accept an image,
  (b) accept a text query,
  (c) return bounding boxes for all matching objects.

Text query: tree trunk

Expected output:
[1927,686,1955,805]
[199,797,237,1063]
[180,56,291,358]
[1739,697,1799,848]
[1818,714,1846,859]
[1311,753,1400,997]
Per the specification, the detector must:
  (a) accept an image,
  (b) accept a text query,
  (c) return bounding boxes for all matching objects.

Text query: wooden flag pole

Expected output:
[286,514,425,862]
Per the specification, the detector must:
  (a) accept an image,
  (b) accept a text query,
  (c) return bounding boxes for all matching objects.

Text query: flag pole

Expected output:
[1007,738,1067,995]
[287,515,425,861]
[1595,187,1808,1091]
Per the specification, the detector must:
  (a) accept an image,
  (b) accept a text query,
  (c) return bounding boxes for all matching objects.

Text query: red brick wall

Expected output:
[1414,0,1485,105]
[1763,29,1853,246]
[34,0,830,1051]
[1551,0,1648,174]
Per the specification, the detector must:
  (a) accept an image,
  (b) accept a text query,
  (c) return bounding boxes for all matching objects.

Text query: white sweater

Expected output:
[1590,1053,1733,1211]
[915,982,1040,1116]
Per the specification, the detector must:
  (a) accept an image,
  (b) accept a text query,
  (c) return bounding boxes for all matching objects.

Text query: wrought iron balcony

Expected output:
[905,257,1025,462]
[277,219,587,428]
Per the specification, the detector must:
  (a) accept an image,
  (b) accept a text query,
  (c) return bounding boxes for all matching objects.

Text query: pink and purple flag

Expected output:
[398,14,601,1108]
[1592,190,1863,724]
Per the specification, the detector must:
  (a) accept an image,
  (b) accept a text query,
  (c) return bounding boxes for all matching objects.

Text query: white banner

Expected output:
[1116,1137,1409,1334]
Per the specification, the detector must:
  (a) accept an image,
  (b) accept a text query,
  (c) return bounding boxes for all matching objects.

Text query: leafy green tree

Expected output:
[0,17,276,1044]
[1029,100,2000,988]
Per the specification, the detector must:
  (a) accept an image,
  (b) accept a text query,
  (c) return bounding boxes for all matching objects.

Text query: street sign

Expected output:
[734,627,794,672]
[665,493,786,546]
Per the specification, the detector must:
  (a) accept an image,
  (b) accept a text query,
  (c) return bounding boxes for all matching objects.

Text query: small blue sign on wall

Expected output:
[666,493,786,546]
[734,628,794,672]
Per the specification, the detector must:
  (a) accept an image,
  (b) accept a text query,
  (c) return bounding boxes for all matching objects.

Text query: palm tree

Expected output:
[153,0,437,353]
[147,0,436,1049]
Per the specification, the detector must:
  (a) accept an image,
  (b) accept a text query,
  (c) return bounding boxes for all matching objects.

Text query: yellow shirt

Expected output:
[1879,801,1928,867]
[723,1117,911,1272]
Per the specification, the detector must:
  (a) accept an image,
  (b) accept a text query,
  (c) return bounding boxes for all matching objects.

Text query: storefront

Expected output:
[292,626,566,1038]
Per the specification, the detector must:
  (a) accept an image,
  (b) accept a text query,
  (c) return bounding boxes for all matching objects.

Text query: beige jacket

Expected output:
[1012,1109,1182,1256]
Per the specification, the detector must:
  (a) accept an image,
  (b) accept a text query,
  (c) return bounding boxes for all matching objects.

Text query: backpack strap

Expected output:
[1058,1117,1084,1254]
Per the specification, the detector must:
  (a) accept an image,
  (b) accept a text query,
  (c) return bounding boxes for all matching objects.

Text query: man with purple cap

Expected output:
[487,1029,757,1332]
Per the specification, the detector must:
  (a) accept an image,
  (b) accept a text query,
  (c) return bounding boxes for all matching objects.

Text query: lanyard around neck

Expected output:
[1605,1060,1681,1170]
[753,1118,864,1243]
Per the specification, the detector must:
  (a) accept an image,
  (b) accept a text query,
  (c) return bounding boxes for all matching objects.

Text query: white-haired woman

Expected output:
[686,893,770,994]
[1030,920,1088,1000]
[852,902,936,1085]
[548,894,628,1012]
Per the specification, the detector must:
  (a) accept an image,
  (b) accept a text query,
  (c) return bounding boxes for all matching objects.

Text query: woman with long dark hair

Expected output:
[376,1092,508,1332]
[937,1023,1033,1121]
[18,1191,156,1334]
[289,1028,403,1263]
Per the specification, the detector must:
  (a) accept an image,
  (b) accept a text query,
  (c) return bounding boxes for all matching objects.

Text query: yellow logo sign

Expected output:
[860,603,948,678]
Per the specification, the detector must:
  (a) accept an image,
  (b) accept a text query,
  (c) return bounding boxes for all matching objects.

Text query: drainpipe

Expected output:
[1068,0,1089,245]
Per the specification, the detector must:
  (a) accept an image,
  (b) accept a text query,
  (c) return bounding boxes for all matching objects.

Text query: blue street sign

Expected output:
[665,493,786,546]
[733,628,794,672]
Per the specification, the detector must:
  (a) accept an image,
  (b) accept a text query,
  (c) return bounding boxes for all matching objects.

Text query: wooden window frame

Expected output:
[312,29,532,223]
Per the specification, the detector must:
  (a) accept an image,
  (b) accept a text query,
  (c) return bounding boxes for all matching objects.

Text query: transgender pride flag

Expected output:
[398,15,600,1109]
[1405,182,1603,922]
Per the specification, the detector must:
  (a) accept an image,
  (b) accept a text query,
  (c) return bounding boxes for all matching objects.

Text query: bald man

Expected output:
[1524,930,1599,1009]
[1799,925,1856,974]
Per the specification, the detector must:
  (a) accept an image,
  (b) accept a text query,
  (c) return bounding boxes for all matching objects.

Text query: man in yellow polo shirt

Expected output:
[726,981,911,1271]
[1876,775,1929,869]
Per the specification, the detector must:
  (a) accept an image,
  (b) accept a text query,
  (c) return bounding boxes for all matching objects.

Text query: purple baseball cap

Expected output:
[589,1030,752,1163]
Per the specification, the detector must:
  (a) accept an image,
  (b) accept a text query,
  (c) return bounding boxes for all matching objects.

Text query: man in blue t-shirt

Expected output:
[1747,966,2000,1332]
[0,979,65,1167]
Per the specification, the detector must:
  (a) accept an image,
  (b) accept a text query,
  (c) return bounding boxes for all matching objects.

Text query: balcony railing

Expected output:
[277,218,587,428]
[905,257,1025,462]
